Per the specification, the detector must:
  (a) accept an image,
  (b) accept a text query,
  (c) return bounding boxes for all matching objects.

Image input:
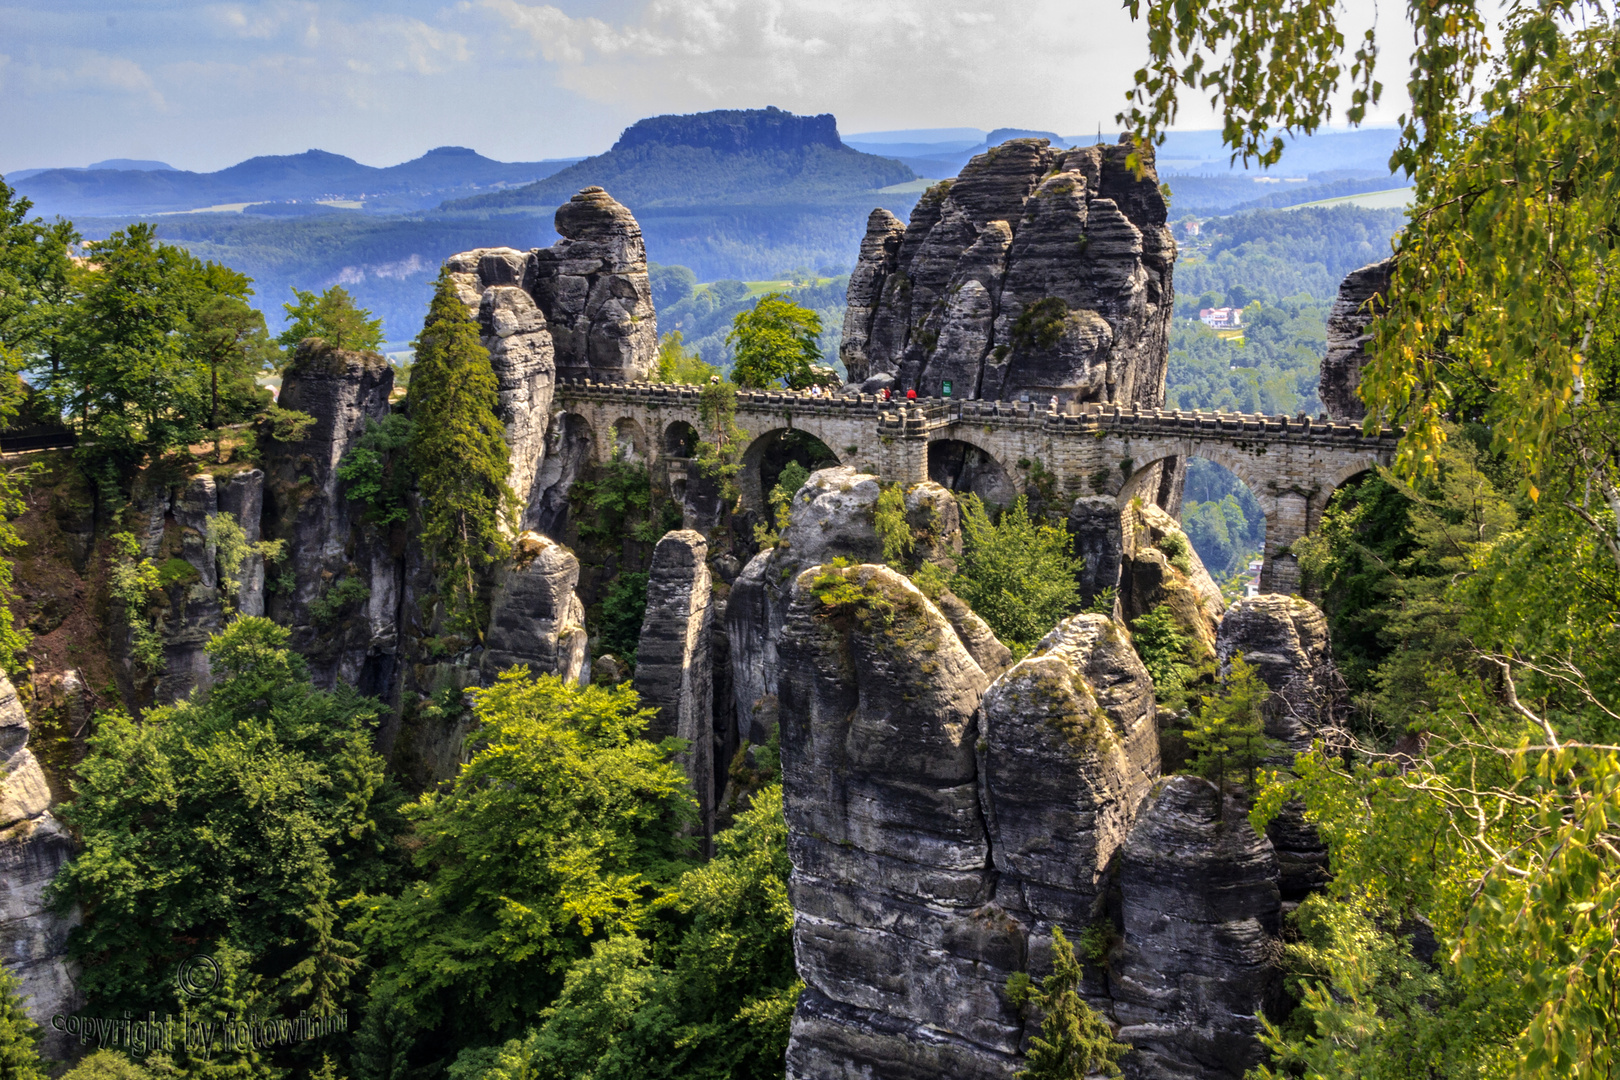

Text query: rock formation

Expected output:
[0,672,79,1059]
[262,339,397,691]
[778,562,1018,1079]
[1069,495,1125,608]
[1113,775,1284,1079]
[482,531,590,687]
[1116,500,1225,656]
[1216,594,1339,750]
[979,614,1160,931]
[444,248,557,529]
[442,187,657,527]
[842,136,1175,408]
[633,530,716,836]
[530,187,658,385]
[1320,258,1393,423]
[1216,594,1342,898]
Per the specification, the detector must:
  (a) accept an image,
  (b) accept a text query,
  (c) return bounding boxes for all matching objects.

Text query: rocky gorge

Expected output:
[0,139,1394,1079]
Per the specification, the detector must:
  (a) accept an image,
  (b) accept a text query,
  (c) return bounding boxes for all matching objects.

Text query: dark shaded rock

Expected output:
[482,531,589,686]
[1069,495,1124,607]
[846,135,1175,409]
[262,339,396,689]
[1114,775,1283,1079]
[1215,594,1339,749]
[218,469,266,616]
[0,672,79,1057]
[633,530,715,836]
[1217,594,1342,898]
[841,209,906,384]
[779,563,1021,1079]
[1321,259,1393,423]
[530,187,658,384]
[155,473,224,704]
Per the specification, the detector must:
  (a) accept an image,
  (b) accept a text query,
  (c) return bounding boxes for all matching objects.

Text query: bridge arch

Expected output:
[738,427,842,513]
[610,416,650,462]
[664,420,699,458]
[927,438,1018,509]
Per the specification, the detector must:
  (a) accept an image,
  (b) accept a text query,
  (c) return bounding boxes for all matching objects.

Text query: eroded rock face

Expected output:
[0,672,79,1058]
[841,209,907,385]
[1217,594,1341,899]
[482,531,589,687]
[1119,500,1225,658]
[1216,594,1338,749]
[726,467,887,745]
[633,530,716,836]
[1321,259,1393,423]
[445,250,558,532]
[530,187,658,384]
[442,188,656,525]
[1069,495,1125,608]
[1114,776,1284,1079]
[979,614,1159,929]
[263,340,397,690]
[778,563,1022,1080]
[844,137,1175,407]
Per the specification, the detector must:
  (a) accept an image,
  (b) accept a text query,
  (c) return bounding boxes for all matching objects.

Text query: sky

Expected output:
[0,0,1408,174]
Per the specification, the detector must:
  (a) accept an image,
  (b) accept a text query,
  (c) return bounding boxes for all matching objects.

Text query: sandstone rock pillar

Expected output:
[1114,775,1284,1079]
[482,531,590,687]
[0,672,80,1059]
[633,530,715,837]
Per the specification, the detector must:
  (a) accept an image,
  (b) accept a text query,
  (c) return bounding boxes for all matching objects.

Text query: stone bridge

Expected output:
[552,379,1400,593]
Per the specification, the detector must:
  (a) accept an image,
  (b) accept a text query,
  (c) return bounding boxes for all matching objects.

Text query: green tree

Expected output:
[182,263,276,448]
[1184,655,1269,795]
[442,785,799,1080]
[695,379,746,504]
[336,413,417,528]
[0,964,47,1080]
[60,1050,153,1079]
[1130,604,1193,698]
[405,270,517,639]
[353,671,695,1063]
[50,618,395,1029]
[53,225,259,485]
[951,494,1082,654]
[652,331,720,385]
[0,176,78,381]
[726,294,822,389]
[1005,927,1129,1079]
[277,286,384,354]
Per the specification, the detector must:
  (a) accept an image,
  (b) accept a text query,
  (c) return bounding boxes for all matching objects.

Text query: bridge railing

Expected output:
[552,379,1399,445]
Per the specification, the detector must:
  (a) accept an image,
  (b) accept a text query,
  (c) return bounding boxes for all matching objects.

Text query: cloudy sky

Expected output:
[0,0,1405,173]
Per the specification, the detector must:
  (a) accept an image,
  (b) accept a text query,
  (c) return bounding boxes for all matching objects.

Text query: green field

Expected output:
[1285,186,1414,211]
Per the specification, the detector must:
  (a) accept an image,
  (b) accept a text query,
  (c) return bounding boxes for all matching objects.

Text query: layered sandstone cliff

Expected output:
[1320,258,1393,423]
[841,136,1175,408]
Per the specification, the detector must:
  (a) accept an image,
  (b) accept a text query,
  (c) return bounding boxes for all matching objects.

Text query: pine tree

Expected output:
[0,965,47,1080]
[406,270,517,639]
[1004,927,1128,1079]
[1185,655,1270,797]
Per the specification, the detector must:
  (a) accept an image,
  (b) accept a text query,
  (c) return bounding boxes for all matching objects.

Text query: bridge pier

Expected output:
[876,407,930,487]
[1259,491,1312,595]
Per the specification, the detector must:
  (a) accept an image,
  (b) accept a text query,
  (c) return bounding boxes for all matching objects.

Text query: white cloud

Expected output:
[477,0,1146,134]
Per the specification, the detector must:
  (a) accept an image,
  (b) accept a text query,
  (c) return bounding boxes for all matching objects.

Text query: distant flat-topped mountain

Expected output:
[443,107,914,212]
[9,146,580,217]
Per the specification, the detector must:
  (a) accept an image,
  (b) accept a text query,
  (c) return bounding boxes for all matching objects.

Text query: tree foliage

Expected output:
[405,269,517,639]
[951,494,1082,654]
[50,618,394,1048]
[0,964,47,1080]
[278,285,384,354]
[1184,655,1270,794]
[354,671,696,1059]
[726,294,822,389]
[1005,927,1129,1079]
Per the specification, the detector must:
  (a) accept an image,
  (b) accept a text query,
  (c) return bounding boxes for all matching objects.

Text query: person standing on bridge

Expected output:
[906,388,917,401]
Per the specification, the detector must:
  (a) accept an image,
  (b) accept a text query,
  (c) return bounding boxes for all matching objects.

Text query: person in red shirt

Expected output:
[905,388,917,400]
[880,387,891,402]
